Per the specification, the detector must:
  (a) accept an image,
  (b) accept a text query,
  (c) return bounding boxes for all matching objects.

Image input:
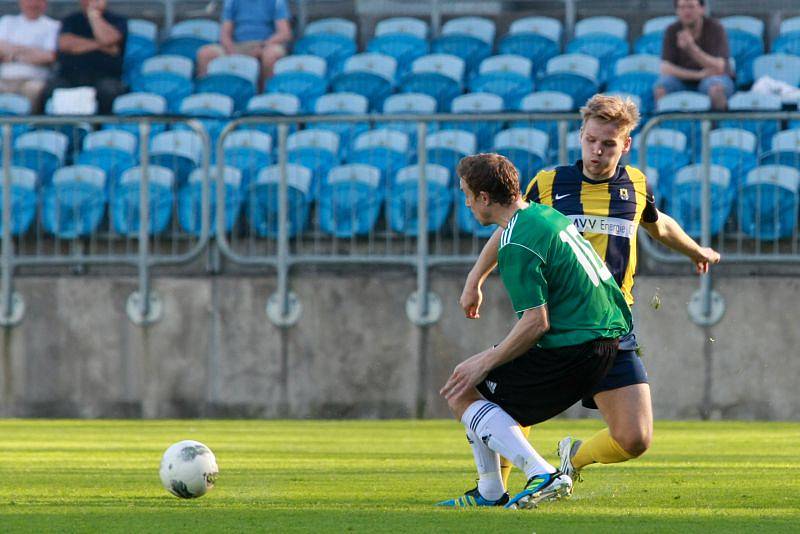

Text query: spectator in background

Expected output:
[44,0,127,114]
[0,0,60,113]
[196,0,292,89]
[654,0,734,110]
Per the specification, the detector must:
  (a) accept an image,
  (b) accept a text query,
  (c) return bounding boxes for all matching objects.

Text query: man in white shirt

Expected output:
[0,0,60,112]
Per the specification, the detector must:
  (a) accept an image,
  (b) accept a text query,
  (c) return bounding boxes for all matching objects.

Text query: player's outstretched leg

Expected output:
[436,487,509,507]
[505,471,573,510]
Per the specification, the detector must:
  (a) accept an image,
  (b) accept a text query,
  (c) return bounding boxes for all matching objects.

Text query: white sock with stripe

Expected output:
[461,400,556,481]
[465,430,504,500]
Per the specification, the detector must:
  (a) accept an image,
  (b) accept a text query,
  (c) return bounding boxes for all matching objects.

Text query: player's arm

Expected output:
[641,211,720,273]
[440,306,549,400]
[459,227,501,319]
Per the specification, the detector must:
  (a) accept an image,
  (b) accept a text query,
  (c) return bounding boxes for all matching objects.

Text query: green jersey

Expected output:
[497,203,632,349]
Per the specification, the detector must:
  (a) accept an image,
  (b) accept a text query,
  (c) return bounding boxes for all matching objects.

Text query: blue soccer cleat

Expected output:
[505,471,572,509]
[435,486,510,507]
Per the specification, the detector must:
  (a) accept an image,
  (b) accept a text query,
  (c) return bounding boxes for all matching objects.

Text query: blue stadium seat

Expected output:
[195,54,259,112]
[537,54,600,111]
[424,129,477,175]
[293,18,357,77]
[738,165,799,240]
[0,92,31,138]
[634,16,675,56]
[709,128,758,191]
[178,166,243,235]
[568,18,629,84]
[443,92,504,151]
[773,17,800,56]
[753,53,800,88]
[222,129,273,191]
[493,127,549,190]
[655,91,711,156]
[400,53,465,111]
[177,92,234,148]
[629,128,690,199]
[12,130,68,186]
[247,163,312,238]
[286,128,340,200]
[347,128,410,187]
[0,167,37,235]
[671,164,734,239]
[515,91,573,161]
[313,92,370,155]
[759,129,800,171]
[330,52,397,111]
[318,163,383,237]
[388,163,452,236]
[131,55,194,112]
[124,19,158,84]
[469,55,533,109]
[77,129,138,191]
[498,16,561,78]
[42,165,107,238]
[721,16,764,87]
[566,129,581,163]
[432,16,495,79]
[266,55,328,113]
[719,91,781,153]
[367,17,429,80]
[112,165,175,236]
[149,130,204,186]
[159,18,219,60]
[244,92,300,139]
[607,54,660,114]
[109,92,168,139]
[381,92,438,145]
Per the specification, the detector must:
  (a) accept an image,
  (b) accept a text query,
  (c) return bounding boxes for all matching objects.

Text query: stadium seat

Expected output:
[313,92,370,155]
[671,164,734,239]
[243,92,299,141]
[566,128,581,163]
[400,53,465,111]
[719,91,781,153]
[318,163,383,237]
[293,18,357,77]
[721,16,765,87]
[367,17,429,80]
[0,92,31,138]
[493,127,549,190]
[381,92,438,145]
[178,166,243,235]
[773,16,800,56]
[109,92,168,139]
[738,165,800,240]
[388,163,452,236]
[568,17,629,83]
[222,129,273,191]
[432,16,494,79]
[516,91,573,161]
[537,54,600,111]
[195,54,259,111]
[443,92,504,151]
[177,92,235,148]
[634,15,675,56]
[655,91,711,155]
[159,18,219,60]
[131,54,194,112]
[753,53,800,88]
[13,130,68,186]
[759,129,800,170]
[149,130,204,186]
[498,16,561,78]
[347,128,410,187]
[42,165,107,238]
[0,167,38,235]
[124,19,158,84]
[424,129,477,175]
[247,163,312,238]
[266,55,328,113]
[608,54,660,114]
[286,128,340,200]
[77,129,138,190]
[330,52,397,111]
[469,54,534,109]
[629,128,691,199]
[709,128,758,191]
[112,165,175,236]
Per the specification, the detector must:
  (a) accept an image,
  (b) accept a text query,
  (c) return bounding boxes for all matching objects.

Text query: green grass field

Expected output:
[0,419,797,533]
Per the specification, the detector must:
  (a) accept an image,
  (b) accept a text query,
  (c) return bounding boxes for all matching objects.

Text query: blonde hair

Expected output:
[580,94,641,138]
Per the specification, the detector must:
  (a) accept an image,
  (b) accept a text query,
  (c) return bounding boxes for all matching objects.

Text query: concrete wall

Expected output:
[1,273,798,420]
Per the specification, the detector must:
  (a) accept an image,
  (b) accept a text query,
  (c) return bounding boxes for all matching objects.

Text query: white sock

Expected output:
[461,400,556,481]
[465,430,504,500]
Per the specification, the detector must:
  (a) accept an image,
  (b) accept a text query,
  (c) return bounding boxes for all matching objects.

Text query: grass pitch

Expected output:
[0,419,797,533]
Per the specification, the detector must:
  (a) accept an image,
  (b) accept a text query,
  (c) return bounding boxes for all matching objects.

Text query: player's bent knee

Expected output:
[615,431,652,458]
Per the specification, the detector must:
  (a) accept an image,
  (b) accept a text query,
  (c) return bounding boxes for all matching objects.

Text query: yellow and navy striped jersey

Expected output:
[524,161,658,306]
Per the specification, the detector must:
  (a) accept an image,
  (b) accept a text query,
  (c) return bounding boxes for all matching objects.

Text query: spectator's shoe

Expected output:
[435,486,509,507]
[557,436,584,483]
[505,471,572,509]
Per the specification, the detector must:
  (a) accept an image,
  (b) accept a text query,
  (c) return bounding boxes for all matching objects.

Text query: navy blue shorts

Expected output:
[581,331,649,409]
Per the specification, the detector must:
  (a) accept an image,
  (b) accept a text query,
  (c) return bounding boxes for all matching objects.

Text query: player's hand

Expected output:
[459,281,483,319]
[440,350,491,400]
[691,246,720,274]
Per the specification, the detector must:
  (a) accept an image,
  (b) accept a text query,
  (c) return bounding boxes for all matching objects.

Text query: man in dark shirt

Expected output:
[44,0,126,114]
[653,0,734,110]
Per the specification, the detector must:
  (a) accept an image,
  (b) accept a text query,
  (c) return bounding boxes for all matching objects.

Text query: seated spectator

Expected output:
[0,0,60,113]
[654,0,734,110]
[196,0,292,89]
[44,0,127,114]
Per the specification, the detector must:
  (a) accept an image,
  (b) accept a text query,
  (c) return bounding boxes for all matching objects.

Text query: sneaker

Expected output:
[435,487,510,507]
[505,471,572,509]
[557,436,583,483]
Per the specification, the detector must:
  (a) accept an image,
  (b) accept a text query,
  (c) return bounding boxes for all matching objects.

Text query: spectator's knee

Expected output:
[261,44,285,67]
[197,45,222,66]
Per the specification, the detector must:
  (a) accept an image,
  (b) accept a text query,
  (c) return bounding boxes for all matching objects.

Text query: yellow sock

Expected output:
[571,428,635,470]
[500,426,531,488]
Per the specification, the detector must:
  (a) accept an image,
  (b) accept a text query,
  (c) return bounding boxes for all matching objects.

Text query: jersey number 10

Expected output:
[559,225,613,287]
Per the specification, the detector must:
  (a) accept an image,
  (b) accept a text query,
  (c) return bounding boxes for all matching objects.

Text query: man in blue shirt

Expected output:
[196,0,292,89]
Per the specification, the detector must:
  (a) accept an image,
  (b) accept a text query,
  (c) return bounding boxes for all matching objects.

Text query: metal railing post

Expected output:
[0,123,22,326]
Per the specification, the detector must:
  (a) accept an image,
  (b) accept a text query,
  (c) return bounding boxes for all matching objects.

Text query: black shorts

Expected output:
[581,331,649,409]
[476,338,618,427]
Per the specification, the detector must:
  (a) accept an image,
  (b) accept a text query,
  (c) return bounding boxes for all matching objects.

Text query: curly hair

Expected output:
[456,153,520,206]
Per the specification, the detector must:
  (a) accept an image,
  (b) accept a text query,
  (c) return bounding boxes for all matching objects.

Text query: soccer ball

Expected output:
[159,440,219,499]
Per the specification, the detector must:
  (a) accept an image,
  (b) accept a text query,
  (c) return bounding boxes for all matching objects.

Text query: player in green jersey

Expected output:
[437,153,632,509]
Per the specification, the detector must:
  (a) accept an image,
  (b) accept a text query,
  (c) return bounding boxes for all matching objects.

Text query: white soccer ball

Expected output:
[159,440,219,499]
